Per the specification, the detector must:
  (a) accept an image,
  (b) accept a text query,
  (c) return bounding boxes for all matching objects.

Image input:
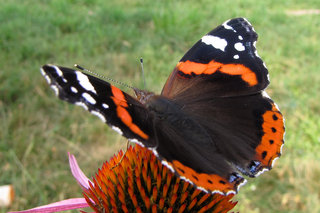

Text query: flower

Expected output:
[10,145,237,213]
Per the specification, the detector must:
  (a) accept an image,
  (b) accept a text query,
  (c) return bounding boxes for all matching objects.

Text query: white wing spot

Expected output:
[262,91,271,99]
[40,68,51,83]
[271,156,280,168]
[40,68,53,84]
[263,62,267,69]
[212,189,225,195]
[201,35,227,52]
[254,50,260,58]
[82,92,96,105]
[52,65,63,77]
[91,110,106,123]
[70,86,78,93]
[112,126,123,135]
[62,78,67,83]
[280,142,284,154]
[236,179,247,192]
[151,149,159,157]
[50,85,59,96]
[238,35,243,40]
[254,168,269,177]
[233,54,239,59]
[75,102,88,111]
[102,103,109,109]
[234,42,245,51]
[44,74,51,84]
[161,160,175,173]
[196,186,209,194]
[129,138,145,147]
[243,18,255,32]
[40,67,46,76]
[179,176,196,186]
[75,71,97,94]
[273,102,281,111]
[253,41,257,48]
[222,19,236,32]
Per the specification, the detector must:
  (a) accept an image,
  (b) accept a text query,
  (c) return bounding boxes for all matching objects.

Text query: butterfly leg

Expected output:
[111,140,130,170]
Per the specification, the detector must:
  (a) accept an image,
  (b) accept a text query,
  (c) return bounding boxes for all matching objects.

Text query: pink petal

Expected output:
[68,152,92,190]
[9,198,89,213]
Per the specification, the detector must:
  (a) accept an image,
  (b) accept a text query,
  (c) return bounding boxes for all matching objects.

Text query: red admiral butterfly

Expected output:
[41,18,285,195]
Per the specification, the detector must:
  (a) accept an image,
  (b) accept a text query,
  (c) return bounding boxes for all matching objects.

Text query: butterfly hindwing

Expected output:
[159,18,284,178]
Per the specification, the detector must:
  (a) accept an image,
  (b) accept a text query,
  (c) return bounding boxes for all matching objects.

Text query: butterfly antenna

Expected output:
[74,64,135,90]
[140,58,146,89]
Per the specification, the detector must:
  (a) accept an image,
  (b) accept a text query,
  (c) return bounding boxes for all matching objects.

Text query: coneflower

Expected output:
[84,144,237,213]
[10,145,237,213]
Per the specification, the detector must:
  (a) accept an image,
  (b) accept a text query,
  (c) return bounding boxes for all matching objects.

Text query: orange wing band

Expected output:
[255,104,284,167]
[111,86,149,140]
[170,160,238,194]
[177,60,258,86]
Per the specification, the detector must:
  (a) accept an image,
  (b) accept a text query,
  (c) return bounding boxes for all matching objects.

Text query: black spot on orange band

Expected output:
[255,104,284,167]
[168,160,239,194]
[261,151,267,159]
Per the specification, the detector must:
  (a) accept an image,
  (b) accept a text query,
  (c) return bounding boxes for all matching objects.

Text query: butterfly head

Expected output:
[133,88,155,105]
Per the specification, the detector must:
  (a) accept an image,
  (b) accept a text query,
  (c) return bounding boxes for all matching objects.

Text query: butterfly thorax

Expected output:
[146,95,180,119]
[134,87,183,120]
[133,88,155,105]
[145,95,214,147]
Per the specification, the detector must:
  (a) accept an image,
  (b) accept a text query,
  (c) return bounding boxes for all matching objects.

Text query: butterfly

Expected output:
[41,18,285,195]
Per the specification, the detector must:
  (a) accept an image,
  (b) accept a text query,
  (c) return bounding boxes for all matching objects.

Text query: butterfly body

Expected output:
[41,18,284,195]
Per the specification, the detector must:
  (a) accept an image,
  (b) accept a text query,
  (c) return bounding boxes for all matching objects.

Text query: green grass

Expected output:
[1,0,320,212]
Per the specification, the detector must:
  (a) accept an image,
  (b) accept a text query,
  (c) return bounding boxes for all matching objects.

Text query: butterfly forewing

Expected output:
[41,65,155,146]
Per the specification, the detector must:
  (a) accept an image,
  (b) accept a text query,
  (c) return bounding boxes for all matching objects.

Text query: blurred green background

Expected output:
[1,0,320,212]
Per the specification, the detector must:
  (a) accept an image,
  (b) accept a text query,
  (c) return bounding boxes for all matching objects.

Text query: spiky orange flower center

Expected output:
[83,145,236,213]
